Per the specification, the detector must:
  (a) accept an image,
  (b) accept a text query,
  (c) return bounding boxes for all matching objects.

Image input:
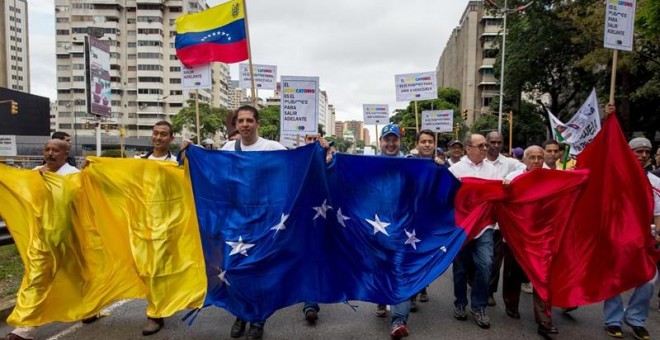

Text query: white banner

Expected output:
[604,0,636,51]
[0,135,17,157]
[394,71,438,102]
[181,63,212,89]
[280,76,319,148]
[363,104,389,125]
[239,64,277,90]
[547,89,601,156]
[421,110,454,133]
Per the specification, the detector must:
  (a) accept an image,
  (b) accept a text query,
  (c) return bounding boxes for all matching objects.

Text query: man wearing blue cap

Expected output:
[373,123,410,339]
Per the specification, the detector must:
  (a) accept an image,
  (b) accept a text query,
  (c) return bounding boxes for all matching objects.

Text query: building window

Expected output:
[59,124,72,129]
[128,42,136,48]
[169,54,178,61]
[169,66,181,72]
[58,77,71,82]
[482,68,494,75]
[137,52,162,59]
[483,97,493,107]
[138,65,163,71]
[138,77,163,82]
[73,76,85,82]
[56,29,70,35]
[56,17,69,23]
[169,78,181,84]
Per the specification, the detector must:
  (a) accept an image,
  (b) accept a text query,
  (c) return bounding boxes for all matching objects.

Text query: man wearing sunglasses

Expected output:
[448,134,499,329]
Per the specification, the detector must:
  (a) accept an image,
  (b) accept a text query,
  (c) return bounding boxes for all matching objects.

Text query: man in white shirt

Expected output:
[142,121,179,163]
[221,106,286,152]
[449,134,499,329]
[484,132,525,307]
[33,139,80,175]
[7,140,80,340]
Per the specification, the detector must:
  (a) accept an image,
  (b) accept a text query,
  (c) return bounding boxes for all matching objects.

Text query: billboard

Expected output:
[86,35,111,117]
[0,87,50,136]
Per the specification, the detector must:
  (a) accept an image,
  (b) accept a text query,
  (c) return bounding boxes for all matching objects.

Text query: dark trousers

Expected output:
[501,243,551,324]
[489,230,506,294]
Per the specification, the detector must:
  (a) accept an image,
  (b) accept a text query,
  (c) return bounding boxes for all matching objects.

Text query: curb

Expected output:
[0,299,15,322]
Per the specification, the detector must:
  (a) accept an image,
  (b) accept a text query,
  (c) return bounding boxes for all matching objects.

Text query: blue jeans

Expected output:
[302,302,320,313]
[391,300,411,326]
[452,228,494,311]
[604,274,657,327]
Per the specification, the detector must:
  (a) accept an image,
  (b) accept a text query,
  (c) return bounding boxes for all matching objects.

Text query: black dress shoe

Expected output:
[230,319,247,338]
[142,317,164,336]
[247,324,264,340]
[505,308,520,319]
[538,322,559,335]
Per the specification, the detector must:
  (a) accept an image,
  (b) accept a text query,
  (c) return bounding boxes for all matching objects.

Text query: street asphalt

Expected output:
[2,269,659,339]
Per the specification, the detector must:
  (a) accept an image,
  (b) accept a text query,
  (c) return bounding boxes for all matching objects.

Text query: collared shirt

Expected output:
[34,163,80,175]
[449,157,500,238]
[221,137,286,152]
[485,153,525,180]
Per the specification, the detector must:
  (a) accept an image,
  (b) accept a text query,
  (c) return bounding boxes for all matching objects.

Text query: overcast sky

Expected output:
[28,0,468,128]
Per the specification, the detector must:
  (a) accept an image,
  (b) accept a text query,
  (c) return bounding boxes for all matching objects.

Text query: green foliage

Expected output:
[171,100,232,140]
[325,136,353,153]
[258,106,281,140]
[355,140,366,149]
[499,0,660,138]
[0,245,23,298]
[390,87,466,151]
[101,149,125,158]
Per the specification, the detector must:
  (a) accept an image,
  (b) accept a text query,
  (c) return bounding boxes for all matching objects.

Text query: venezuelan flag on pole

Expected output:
[175,0,249,66]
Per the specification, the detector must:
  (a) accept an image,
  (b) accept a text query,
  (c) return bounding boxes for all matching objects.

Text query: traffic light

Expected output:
[10,100,18,114]
[461,109,468,120]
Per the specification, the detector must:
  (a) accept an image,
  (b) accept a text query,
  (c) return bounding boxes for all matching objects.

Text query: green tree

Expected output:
[258,106,281,140]
[325,136,353,153]
[390,87,466,151]
[101,149,125,158]
[171,100,231,140]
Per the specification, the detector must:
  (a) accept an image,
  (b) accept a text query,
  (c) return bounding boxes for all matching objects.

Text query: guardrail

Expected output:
[0,220,13,246]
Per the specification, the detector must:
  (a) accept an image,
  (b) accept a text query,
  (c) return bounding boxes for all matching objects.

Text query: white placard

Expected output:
[395,71,438,102]
[547,89,601,156]
[0,135,17,156]
[181,63,212,89]
[421,110,454,133]
[604,0,636,51]
[363,104,389,125]
[239,64,277,90]
[280,76,320,148]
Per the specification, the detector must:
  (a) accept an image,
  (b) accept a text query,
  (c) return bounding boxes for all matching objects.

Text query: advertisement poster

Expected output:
[0,135,17,156]
[363,104,389,125]
[181,63,212,89]
[421,110,454,132]
[86,35,111,117]
[280,76,319,148]
[239,64,277,90]
[395,71,438,102]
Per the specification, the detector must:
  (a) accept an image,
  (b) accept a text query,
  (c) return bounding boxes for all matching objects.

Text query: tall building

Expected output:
[318,90,327,132]
[436,1,501,125]
[0,0,30,92]
[335,120,344,137]
[327,104,335,136]
[53,0,230,139]
[362,128,370,146]
[343,120,364,141]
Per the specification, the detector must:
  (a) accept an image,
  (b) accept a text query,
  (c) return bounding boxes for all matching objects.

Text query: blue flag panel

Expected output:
[186,144,465,322]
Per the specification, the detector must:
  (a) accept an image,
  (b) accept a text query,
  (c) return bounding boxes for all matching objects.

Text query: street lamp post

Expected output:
[487,0,533,133]
[497,0,508,133]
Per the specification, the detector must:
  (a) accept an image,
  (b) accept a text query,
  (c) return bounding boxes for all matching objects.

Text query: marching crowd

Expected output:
[2,104,660,340]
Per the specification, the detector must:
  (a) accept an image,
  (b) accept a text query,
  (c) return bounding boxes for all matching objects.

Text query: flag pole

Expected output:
[414,101,419,133]
[609,50,618,104]
[195,89,201,145]
[242,0,257,107]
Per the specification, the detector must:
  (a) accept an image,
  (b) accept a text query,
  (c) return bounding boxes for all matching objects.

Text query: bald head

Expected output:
[523,145,544,171]
[43,139,70,172]
[486,131,504,157]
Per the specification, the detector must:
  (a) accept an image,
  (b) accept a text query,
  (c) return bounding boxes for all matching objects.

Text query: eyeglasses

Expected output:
[467,143,488,149]
[526,155,544,161]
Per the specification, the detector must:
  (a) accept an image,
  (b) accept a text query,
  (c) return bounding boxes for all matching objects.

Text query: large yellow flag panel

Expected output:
[0,158,206,327]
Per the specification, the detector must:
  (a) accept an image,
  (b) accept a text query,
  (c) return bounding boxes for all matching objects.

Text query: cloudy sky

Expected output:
[28,0,468,127]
